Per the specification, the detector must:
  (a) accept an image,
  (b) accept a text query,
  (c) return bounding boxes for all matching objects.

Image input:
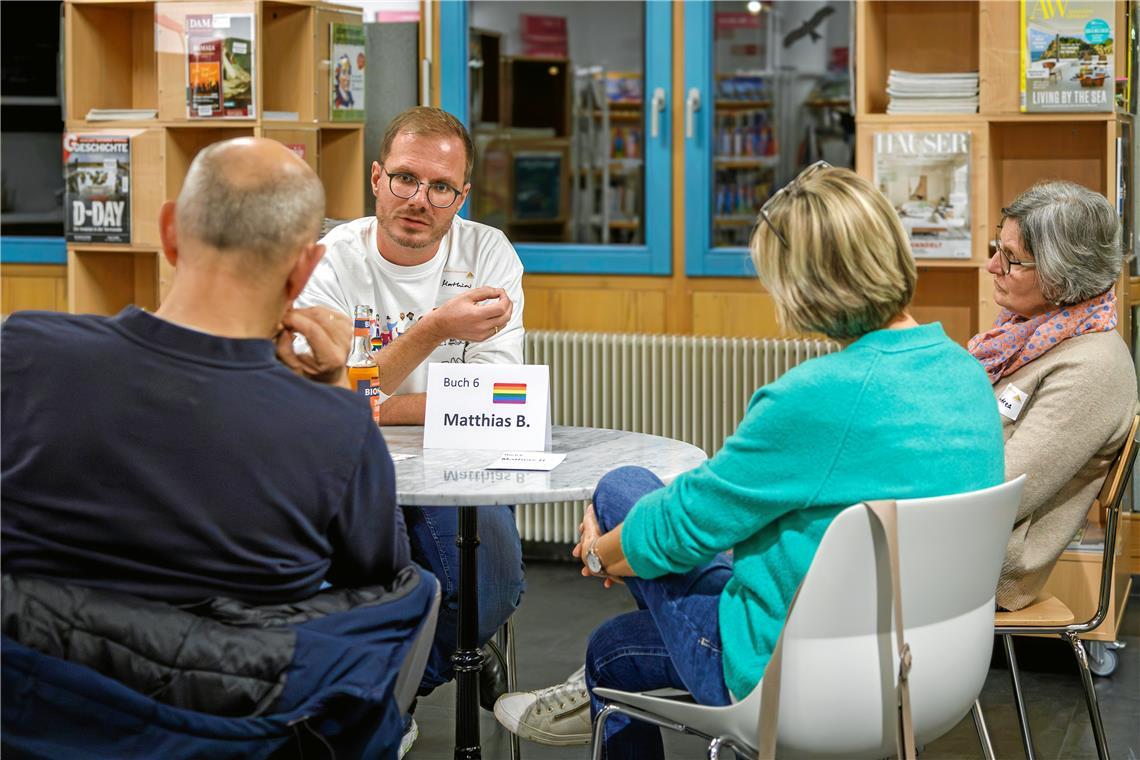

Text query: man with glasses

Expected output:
[295,107,525,743]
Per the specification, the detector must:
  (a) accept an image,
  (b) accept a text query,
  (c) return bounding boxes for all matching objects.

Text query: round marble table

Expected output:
[381,425,708,506]
[379,425,707,760]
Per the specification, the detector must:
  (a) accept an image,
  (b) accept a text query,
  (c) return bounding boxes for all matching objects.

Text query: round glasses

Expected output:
[383,168,462,209]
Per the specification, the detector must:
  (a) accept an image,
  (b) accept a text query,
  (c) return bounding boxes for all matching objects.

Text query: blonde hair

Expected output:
[750,167,916,340]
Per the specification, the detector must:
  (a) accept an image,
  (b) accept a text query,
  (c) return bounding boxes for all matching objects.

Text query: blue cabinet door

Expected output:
[439,1,673,275]
[684,1,855,277]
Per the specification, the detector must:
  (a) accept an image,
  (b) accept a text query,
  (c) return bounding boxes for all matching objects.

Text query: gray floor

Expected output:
[409,562,1140,759]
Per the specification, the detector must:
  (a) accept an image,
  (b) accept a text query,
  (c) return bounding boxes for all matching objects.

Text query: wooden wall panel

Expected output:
[1,265,68,314]
[691,291,781,338]
[523,282,666,333]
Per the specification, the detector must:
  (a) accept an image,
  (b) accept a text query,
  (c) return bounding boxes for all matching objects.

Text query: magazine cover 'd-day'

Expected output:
[330,23,366,121]
[186,13,254,118]
[873,132,971,259]
[1021,0,1114,112]
[64,133,131,244]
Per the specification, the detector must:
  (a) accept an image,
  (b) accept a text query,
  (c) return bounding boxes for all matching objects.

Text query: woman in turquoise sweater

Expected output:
[574,164,1005,759]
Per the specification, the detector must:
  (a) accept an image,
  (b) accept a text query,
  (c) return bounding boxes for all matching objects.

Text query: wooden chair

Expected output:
[991,415,1139,760]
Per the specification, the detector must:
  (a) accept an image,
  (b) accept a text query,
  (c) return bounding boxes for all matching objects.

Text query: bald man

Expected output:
[2,138,411,603]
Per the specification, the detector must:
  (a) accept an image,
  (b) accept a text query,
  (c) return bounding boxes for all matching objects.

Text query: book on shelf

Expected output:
[716,110,777,159]
[63,132,135,245]
[873,131,971,260]
[716,75,771,103]
[330,23,366,122]
[1020,0,1114,113]
[185,13,255,119]
[85,109,158,121]
[886,70,978,115]
[605,72,642,103]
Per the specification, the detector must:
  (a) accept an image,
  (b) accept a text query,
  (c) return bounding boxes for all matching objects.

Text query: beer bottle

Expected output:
[347,304,381,424]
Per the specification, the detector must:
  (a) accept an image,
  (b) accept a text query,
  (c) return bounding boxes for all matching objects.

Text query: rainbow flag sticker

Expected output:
[492,382,527,404]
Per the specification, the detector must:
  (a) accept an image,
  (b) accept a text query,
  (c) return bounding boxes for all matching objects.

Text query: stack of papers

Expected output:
[86,108,158,121]
[886,71,978,115]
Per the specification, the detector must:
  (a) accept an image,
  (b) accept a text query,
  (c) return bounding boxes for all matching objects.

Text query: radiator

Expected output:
[516,331,839,543]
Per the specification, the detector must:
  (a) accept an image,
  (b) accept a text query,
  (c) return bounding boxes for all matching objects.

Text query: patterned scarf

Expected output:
[968,290,1117,384]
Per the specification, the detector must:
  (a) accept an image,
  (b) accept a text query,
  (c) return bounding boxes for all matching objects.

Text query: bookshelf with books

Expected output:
[570,70,644,245]
[62,0,366,316]
[713,74,778,248]
[858,0,1134,642]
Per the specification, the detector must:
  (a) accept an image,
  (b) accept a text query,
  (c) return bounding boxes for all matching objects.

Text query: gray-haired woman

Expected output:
[968,180,1138,611]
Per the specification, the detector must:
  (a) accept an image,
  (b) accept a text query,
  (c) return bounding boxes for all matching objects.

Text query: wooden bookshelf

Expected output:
[855,0,1134,346]
[62,0,366,316]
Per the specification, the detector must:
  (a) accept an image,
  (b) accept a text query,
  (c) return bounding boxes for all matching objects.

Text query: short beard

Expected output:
[377,214,447,250]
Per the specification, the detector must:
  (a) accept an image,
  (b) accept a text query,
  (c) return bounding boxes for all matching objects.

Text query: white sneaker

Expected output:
[493,666,591,746]
[398,717,418,758]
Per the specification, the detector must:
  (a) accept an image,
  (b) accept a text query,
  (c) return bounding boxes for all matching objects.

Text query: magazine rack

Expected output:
[854,0,1133,346]
[62,0,366,315]
[856,0,1135,646]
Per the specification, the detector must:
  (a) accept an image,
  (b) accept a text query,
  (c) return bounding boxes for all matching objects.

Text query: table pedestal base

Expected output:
[453,506,482,760]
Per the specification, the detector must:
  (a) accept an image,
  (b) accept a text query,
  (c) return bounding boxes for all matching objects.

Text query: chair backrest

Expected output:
[732,477,1026,758]
[1081,414,1140,632]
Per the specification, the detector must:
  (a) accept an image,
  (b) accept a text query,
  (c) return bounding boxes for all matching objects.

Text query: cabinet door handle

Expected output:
[685,87,702,140]
[650,87,666,139]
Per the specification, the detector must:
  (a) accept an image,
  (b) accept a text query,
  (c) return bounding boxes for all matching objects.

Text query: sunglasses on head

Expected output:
[756,160,832,248]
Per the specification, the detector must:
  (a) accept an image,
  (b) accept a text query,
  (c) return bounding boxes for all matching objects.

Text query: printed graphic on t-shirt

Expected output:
[365,304,464,360]
[368,309,422,348]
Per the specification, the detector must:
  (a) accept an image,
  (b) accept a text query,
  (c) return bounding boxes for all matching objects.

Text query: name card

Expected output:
[486,452,566,471]
[424,363,551,451]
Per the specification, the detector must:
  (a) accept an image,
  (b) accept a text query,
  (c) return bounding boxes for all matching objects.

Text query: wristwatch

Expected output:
[586,538,605,575]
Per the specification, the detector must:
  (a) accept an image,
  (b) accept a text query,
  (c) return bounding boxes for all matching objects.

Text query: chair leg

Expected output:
[1063,632,1110,760]
[496,620,520,760]
[1003,634,1038,760]
[972,699,996,760]
[591,704,620,760]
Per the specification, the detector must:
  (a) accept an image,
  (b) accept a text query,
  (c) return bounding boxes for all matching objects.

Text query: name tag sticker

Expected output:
[485,452,566,471]
[997,383,1029,421]
[423,363,552,451]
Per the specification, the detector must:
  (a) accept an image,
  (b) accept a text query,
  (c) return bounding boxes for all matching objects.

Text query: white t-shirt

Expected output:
[295,215,525,396]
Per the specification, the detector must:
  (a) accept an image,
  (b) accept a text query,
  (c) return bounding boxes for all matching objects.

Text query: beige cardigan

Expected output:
[995,330,1138,611]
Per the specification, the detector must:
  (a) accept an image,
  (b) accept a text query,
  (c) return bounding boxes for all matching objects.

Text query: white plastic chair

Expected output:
[591,477,1026,759]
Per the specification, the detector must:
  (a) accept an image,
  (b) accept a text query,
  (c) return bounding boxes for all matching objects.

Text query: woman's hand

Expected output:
[571,503,601,567]
[572,505,624,588]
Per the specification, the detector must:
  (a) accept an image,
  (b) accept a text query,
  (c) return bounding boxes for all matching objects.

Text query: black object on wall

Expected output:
[1,1,65,236]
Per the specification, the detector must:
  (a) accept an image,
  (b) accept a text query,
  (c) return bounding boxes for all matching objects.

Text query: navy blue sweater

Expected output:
[2,307,410,604]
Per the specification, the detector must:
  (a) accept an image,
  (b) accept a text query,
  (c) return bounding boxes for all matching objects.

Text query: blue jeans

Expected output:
[403,505,525,692]
[585,466,733,760]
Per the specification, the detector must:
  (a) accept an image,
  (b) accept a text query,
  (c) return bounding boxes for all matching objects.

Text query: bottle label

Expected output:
[353,318,369,337]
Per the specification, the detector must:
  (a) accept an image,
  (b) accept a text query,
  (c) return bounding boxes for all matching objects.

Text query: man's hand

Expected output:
[275,306,352,387]
[418,286,513,344]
